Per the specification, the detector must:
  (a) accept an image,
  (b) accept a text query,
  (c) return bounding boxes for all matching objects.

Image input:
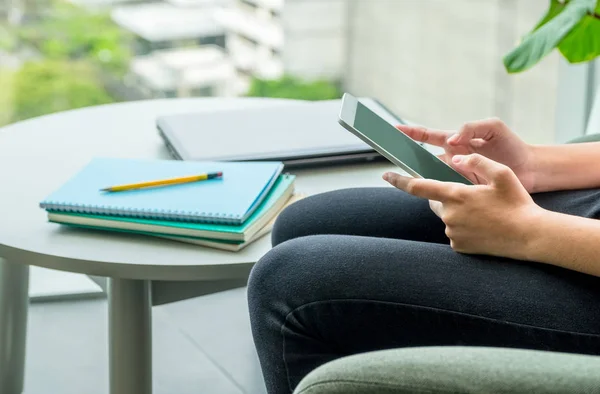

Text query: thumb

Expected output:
[451,154,515,187]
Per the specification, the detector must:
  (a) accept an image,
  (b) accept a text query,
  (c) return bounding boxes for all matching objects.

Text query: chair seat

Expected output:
[567,133,600,144]
[294,346,600,394]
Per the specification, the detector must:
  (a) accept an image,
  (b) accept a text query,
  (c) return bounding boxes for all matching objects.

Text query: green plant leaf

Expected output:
[503,0,596,73]
[558,13,600,62]
[532,0,567,31]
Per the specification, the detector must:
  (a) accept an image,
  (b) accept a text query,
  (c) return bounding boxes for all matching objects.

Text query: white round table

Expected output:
[0,98,396,394]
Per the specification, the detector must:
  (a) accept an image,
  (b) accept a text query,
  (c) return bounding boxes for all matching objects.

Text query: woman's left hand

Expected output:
[383,154,545,259]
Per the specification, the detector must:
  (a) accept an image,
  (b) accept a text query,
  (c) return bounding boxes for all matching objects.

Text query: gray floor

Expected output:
[29,266,102,301]
[24,287,266,394]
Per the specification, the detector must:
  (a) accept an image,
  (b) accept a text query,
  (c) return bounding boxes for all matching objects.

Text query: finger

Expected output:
[383,172,455,201]
[429,200,443,218]
[396,124,450,147]
[448,118,503,146]
[451,154,516,188]
[469,138,487,149]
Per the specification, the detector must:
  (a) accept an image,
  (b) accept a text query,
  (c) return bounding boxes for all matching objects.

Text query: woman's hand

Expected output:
[383,154,545,259]
[397,118,536,193]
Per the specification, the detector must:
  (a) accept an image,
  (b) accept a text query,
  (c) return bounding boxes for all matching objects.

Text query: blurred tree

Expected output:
[11,60,114,121]
[247,75,341,101]
[17,1,132,75]
[0,25,17,51]
[0,68,14,126]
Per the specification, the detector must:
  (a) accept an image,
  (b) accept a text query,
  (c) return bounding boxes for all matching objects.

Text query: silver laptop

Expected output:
[157,98,406,168]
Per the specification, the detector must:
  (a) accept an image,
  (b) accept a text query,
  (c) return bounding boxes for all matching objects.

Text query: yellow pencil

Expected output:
[100,171,223,192]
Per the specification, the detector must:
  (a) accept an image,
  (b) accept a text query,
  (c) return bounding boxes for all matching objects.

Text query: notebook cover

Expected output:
[47,174,296,242]
[40,158,283,224]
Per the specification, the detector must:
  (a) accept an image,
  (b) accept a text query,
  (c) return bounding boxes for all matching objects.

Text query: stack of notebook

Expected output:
[39,158,299,251]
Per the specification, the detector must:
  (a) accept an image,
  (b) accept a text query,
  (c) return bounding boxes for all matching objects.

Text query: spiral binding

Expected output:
[39,200,243,224]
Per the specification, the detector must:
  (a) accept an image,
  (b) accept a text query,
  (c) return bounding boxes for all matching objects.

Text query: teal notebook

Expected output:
[40,158,284,224]
[47,174,296,242]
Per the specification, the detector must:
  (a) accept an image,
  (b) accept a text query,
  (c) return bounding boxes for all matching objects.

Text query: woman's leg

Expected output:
[249,235,600,394]
[271,187,600,246]
[249,187,600,393]
[271,187,448,246]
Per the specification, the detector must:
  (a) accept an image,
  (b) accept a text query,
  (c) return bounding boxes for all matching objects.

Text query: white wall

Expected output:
[586,60,600,135]
[345,0,560,144]
[281,0,348,80]
[283,35,346,80]
[282,0,347,31]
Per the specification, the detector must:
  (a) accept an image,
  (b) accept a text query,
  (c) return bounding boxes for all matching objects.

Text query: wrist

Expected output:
[524,144,544,194]
[517,206,554,262]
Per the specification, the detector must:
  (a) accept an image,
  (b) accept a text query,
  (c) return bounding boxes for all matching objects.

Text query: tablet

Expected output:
[338,93,473,185]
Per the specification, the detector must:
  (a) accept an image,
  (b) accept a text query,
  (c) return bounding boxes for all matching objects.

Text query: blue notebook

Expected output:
[40,158,284,224]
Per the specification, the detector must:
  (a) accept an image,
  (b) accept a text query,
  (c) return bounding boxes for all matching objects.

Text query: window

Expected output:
[192,85,214,97]
[134,38,175,55]
[162,89,178,99]
[0,0,591,142]
[199,35,226,48]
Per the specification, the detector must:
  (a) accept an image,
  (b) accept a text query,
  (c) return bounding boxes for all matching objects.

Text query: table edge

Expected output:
[0,243,255,281]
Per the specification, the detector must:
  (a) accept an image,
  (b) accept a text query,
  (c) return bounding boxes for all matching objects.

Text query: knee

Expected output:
[248,235,325,312]
[248,236,302,307]
[271,194,321,246]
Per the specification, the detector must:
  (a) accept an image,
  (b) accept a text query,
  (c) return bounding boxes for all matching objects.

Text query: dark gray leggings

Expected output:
[248,187,600,394]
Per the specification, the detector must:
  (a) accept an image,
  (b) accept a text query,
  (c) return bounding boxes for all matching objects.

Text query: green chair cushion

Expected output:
[567,133,600,144]
[294,346,600,394]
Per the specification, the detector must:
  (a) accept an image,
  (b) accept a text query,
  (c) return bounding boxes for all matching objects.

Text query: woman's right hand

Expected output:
[397,118,537,193]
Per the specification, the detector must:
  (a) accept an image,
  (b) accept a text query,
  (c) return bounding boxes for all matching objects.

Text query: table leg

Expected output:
[108,278,152,394]
[0,259,29,394]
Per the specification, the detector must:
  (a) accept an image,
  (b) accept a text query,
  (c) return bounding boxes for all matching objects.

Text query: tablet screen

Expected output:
[339,94,472,185]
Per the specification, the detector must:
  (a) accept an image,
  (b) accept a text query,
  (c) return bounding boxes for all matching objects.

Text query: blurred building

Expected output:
[66,0,143,11]
[0,0,8,19]
[126,45,236,98]
[111,0,235,98]
[111,2,227,55]
[164,0,231,8]
[216,0,349,95]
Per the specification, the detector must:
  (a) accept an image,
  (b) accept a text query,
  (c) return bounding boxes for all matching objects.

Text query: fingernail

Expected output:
[383,173,390,181]
[452,155,464,164]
